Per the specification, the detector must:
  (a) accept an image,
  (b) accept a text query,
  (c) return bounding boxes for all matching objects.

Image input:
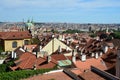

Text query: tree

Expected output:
[0,45,4,52]
[30,38,40,44]
[89,33,97,38]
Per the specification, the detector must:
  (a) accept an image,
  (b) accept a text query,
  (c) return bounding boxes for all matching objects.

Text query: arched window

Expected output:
[12,41,17,48]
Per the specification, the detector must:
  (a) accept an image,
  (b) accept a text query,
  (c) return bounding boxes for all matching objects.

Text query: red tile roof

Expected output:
[101,48,117,69]
[74,58,107,72]
[71,68,82,75]
[24,45,37,52]
[24,72,72,80]
[10,52,57,70]
[0,31,31,40]
[79,70,105,80]
[51,54,67,61]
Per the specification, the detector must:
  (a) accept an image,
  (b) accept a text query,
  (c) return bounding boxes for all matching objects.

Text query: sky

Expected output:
[0,0,120,23]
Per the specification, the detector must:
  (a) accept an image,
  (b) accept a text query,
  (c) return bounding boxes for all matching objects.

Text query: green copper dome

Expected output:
[25,22,34,27]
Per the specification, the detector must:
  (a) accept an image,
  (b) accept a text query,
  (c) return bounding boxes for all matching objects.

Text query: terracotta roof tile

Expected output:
[74,58,107,72]
[101,48,117,69]
[79,70,106,80]
[11,52,57,70]
[0,31,31,40]
[24,45,37,52]
[24,72,72,80]
[71,68,82,75]
[51,54,67,61]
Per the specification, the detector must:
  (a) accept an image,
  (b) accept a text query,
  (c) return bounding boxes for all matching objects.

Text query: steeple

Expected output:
[31,18,34,24]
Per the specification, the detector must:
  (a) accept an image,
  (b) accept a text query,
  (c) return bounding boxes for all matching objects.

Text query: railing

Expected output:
[91,66,120,80]
[63,69,82,80]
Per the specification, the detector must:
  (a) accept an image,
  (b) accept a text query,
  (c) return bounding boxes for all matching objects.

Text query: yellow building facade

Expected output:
[0,31,32,52]
[4,39,31,51]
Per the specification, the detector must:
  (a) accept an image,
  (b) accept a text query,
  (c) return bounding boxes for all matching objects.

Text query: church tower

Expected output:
[25,19,35,38]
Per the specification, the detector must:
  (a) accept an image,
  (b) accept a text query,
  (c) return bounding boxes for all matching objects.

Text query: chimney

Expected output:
[32,52,36,55]
[66,39,70,45]
[14,52,17,59]
[95,52,98,59]
[66,46,69,51]
[75,46,79,49]
[19,47,25,52]
[72,56,76,63]
[47,55,51,63]
[80,47,85,55]
[24,46,27,51]
[104,46,108,53]
[78,41,81,44]
[100,52,103,56]
[33,64,36,70]
[36,52,40,58]
[39,45,42,52]
[58,45,62,53]
[11,51,17,59]
[91,53,95,57]
[81,54,86,62]
[61,35,65,41]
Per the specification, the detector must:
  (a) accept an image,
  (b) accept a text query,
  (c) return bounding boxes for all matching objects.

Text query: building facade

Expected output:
[0,31,32,51]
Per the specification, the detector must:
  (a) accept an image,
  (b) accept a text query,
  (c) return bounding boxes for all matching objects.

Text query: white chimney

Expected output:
[61,35,65,41]
[81,55,86,61]
[52,35,55,38]
[80,52,83,55]
[19,48,25,52]
[96,36,99,41]
[47,55,51,63]
[66,46,69,51]
[67,39,69,45]
[58,45,62,53]
[33,64,36,70]
[100,52,103,56]
[24,46,27,51]
[78,41,81,44]
[80,47,85,55]
[32,52,36,55]
[91,53,95,57]
[39,45,42,52]
[73,49,77,56]
[75,46,79,49]
[14,52,17,59]
[72,56,76,63]
[104,46,108,53]
[95,52,99,59]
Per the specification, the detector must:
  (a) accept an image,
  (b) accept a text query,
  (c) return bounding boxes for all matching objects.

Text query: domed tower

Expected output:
[25,19,35,37]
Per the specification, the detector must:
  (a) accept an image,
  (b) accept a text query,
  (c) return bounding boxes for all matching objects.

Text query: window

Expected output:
[12,41,17,48]
[24,40,29,45]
